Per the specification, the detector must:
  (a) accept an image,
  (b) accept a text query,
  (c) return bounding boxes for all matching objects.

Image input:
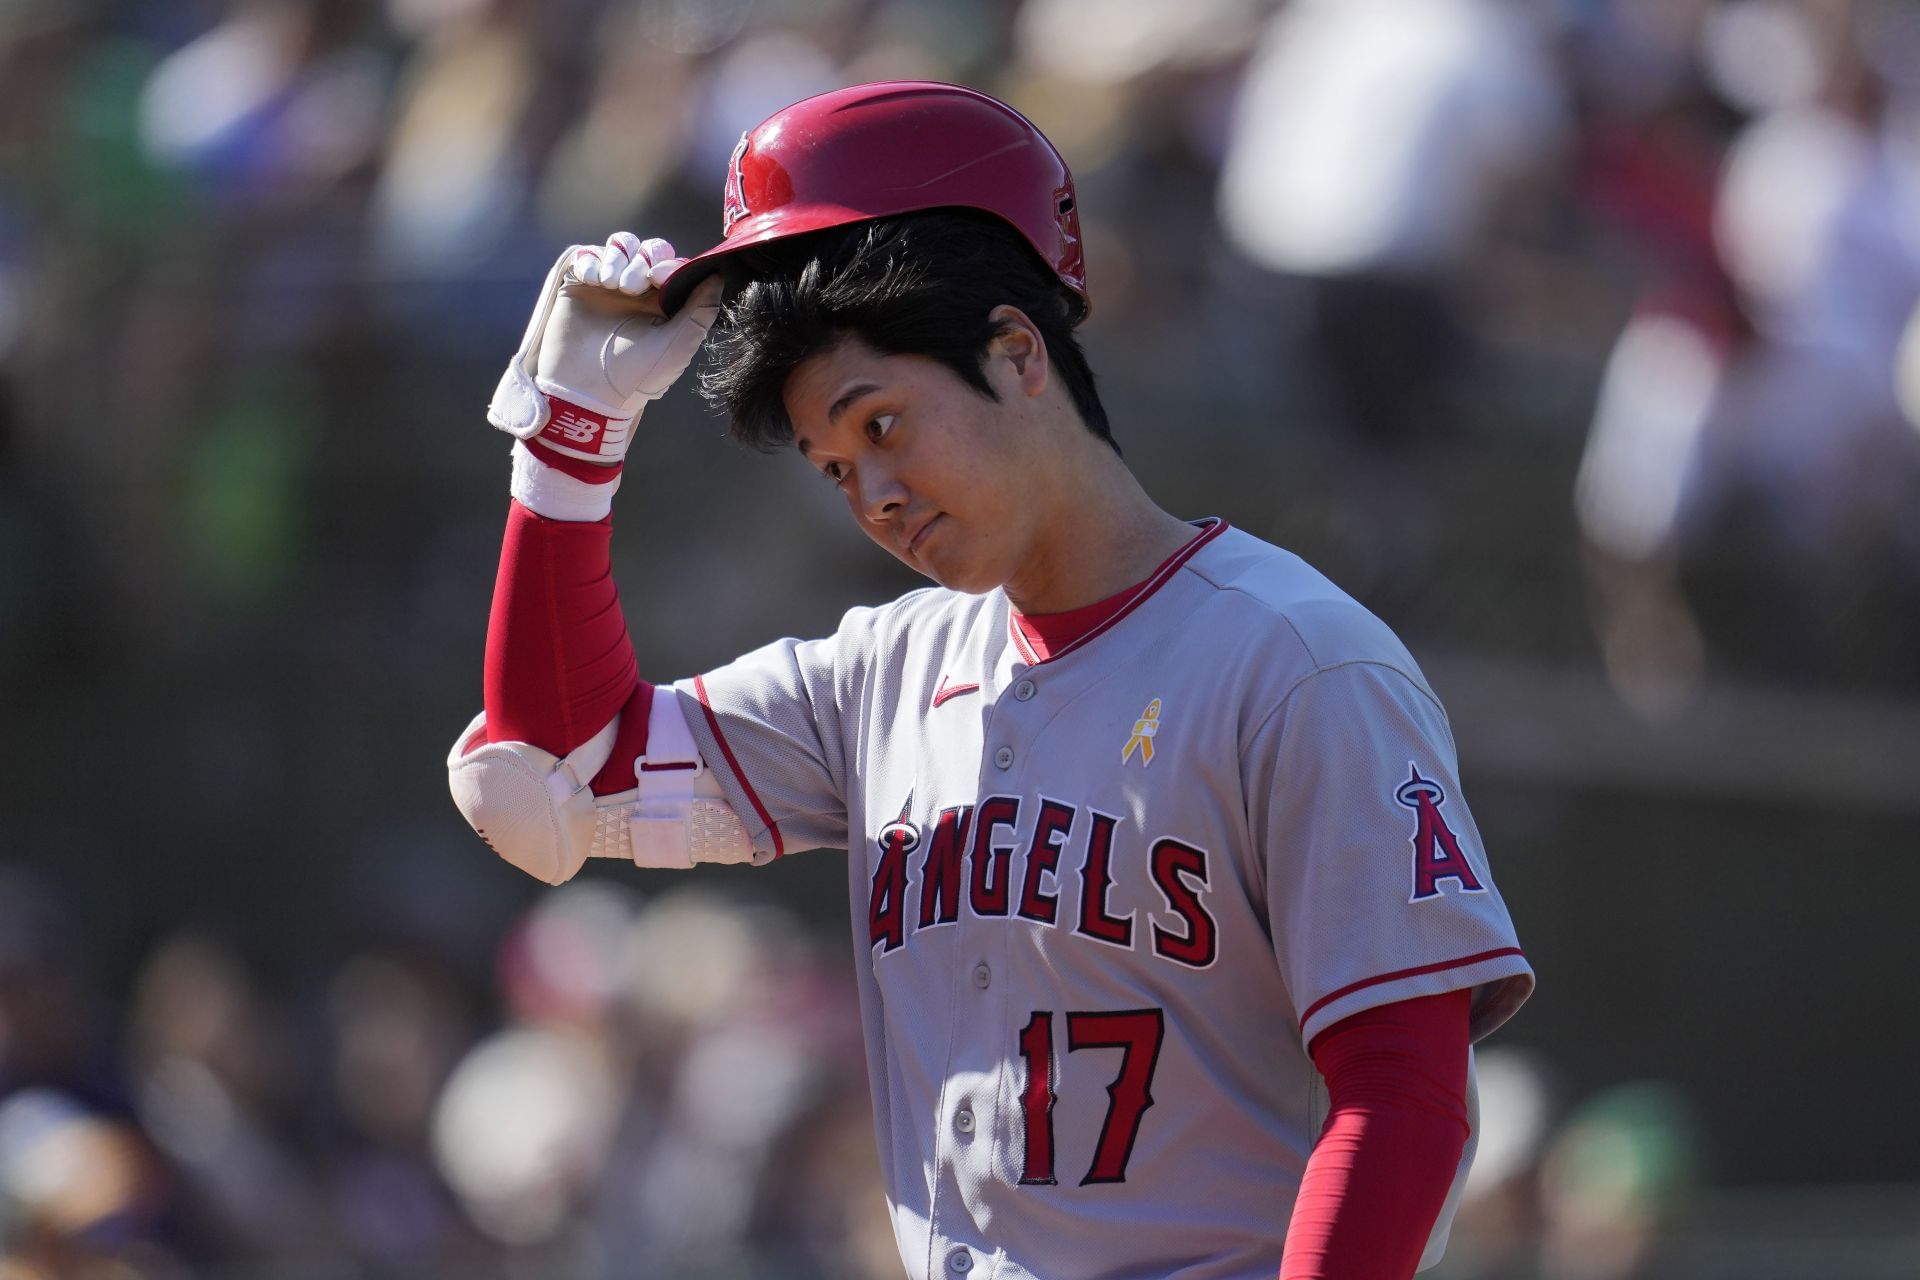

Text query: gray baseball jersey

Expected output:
[669,519,1533,1280]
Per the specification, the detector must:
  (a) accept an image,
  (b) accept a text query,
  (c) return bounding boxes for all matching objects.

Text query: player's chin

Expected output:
[905,537,995,594]
[919,554,1007,596]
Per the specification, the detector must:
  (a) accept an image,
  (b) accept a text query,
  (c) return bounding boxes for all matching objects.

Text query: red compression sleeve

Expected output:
[1279,989,1472,1280]
[483,500,649,793]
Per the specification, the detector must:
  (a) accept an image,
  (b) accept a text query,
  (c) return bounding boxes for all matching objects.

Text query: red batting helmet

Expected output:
[660,81,1086,316]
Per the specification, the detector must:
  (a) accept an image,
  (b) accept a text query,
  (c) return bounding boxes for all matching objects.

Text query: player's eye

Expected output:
[820,460,848,484]
[866,413,896,444]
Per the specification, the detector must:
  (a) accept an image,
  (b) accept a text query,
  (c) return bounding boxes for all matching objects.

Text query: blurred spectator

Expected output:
[1576,0,1920,708]
[371,0,540,274]
[1538,1082,1706,1280]
[137,0,387,208]
[322,946,475,1262]
[1210,0,1569,606]
[1218,0,1569,443]
[0,1089,171,1276]
[126,934,329,1258]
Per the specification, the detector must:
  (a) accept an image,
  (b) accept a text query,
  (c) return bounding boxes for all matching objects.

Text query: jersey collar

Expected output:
[1006,518,1228,666]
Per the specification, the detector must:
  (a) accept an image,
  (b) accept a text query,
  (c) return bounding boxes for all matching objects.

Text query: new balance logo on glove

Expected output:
[546,403,608,448]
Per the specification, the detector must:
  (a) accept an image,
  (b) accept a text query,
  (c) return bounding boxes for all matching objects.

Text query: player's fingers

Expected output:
[680,274,724,331]
[635,274,727,390]
[591,234,635,289]
[648,256,689,289]
[613,237,676,294]
[616,250,653,294]
[575,247,614,288]
[568,244,602,284]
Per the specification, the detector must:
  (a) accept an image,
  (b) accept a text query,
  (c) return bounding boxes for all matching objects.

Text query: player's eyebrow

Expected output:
[828,382,882,425]
[797,381,884,456]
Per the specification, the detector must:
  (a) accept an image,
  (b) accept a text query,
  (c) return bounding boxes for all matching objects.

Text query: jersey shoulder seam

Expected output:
[1177,554,1430,691]
[1178,548,1449,734]
[1177,548,1342,657]
[1247,657,1451,746]
[1174,565,1333,669]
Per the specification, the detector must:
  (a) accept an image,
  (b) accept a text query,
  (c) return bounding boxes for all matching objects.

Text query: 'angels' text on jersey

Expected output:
[867,794,1217,969]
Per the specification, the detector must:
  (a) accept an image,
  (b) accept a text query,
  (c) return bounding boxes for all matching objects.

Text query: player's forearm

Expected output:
[1279,989,1472,1280]
[482,489,639,757]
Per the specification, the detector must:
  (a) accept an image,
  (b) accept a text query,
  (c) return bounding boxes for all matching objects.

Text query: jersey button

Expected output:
[1014,679,1036,701]
[954,1108,975,1135]
[972,963,991,989]
[994,746,1015,769]
[947,1248,973,1274]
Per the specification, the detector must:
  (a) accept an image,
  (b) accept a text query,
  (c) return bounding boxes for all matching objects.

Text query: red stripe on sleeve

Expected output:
[1298,947,1526,1030]
[692,676,784,859]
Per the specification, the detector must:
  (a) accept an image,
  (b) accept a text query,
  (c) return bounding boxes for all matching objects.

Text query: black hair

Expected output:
[697,210,1112,452]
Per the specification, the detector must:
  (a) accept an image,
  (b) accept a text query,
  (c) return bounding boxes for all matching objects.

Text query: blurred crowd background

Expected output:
[3,0,1919,1276]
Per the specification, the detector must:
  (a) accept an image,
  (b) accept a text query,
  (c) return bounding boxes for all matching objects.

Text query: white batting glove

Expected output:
[488,232,724,464]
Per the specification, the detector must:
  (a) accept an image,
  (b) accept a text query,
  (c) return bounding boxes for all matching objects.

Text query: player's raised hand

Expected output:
[487,232,724,464]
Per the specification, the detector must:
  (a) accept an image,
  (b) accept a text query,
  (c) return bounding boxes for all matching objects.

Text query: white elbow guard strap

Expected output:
[446,696,755,885]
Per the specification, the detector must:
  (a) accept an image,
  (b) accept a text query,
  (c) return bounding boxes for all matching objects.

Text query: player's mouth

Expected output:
[906,514,944,557]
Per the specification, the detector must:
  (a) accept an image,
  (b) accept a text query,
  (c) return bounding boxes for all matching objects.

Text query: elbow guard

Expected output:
[446,696,755,885]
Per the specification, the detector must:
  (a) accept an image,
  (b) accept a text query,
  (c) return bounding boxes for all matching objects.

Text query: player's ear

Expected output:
[986,305,1050,399]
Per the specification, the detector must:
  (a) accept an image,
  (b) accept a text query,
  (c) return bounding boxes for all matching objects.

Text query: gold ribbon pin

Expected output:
[1122,699,1162,766]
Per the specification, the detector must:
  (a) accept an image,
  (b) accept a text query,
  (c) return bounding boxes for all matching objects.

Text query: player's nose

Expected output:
[856,459,909,525]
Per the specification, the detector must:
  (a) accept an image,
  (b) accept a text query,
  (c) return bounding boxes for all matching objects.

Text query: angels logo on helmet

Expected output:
[722,131,751,236]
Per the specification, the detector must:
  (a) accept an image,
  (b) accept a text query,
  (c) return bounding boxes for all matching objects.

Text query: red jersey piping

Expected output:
[1008,518,1229,666]
[692,675,785,859]
[1298,947,1527,1029]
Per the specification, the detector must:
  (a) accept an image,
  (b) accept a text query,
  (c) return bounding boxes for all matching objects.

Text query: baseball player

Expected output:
[450,82,1533,1280]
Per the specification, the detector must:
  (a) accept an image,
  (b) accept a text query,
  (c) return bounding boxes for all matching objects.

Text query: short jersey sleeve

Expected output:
[1244,660,1534,1050]
[668,604,886,860]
